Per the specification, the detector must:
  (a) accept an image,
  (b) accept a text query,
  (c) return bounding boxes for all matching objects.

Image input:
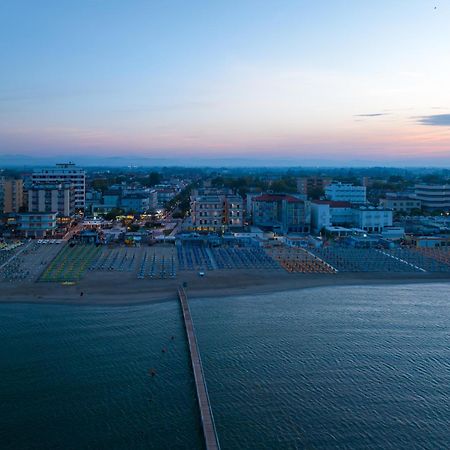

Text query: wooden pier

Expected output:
[178,287,220,450]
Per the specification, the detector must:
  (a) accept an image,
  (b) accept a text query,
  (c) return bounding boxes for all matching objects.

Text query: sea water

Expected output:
[1,283,449,449]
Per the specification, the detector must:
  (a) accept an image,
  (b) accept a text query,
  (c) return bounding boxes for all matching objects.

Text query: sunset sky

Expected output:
[1,0,450,165]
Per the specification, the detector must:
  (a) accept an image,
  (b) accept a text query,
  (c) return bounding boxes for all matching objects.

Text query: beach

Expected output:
[2,269,450,306]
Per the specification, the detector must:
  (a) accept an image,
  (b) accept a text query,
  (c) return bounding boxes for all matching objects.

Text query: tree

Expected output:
[91,178,109,193]
[388,175,404,183]
[270,177,297,193]
[148,172,161,187]
[308,187,324,200]
[104,208,123,221]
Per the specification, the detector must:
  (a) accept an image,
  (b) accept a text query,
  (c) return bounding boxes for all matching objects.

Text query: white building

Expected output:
[310,201,331,232]
[415,184,450,211]
[32,163,86,210]
[352,206,393,233]
[311,200,353,232]
[312,201,392,233]
[325,182,366,204]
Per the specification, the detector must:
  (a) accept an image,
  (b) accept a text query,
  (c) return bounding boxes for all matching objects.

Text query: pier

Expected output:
[178,287,220,450]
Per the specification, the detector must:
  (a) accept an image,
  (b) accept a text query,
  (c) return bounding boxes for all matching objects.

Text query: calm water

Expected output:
[1,284,449,449]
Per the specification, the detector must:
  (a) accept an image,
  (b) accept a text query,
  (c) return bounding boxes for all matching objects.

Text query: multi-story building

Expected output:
[311,201,391,233]
[190,193,244,232]
[121,194,150,213]
[224,195,243,228]
[380,193,421,213]
[296,176,332,196]
[325,182,366,204]
[252,194,309,233]
[311,200,353,232]
[0,178,23,213]
[32,163,85,209]
[155,185,178,207]
[27,183,75,217]
[122,188,158,211]
[415,184,450,211]
[85,190,103,213]
[352,206,393,233]
[17,212,57,238]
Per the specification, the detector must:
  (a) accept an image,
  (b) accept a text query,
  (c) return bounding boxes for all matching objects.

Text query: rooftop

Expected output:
[253,194,302,203]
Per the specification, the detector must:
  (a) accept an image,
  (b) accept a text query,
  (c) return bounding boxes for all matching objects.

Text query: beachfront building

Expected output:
[252,194,309,233]
[325,182,366,204]
[311,200,353,232]
[415,184,450,211]
[27,183,75,217]
[32,163,86,209]
[190,192,244,232]
[311,201,392,233]
[380,193,422,214]
[352,206,393,233]
[17,212,57,238]
[0,178,23,213]
[225,195,244,228]
[310,201,331,232]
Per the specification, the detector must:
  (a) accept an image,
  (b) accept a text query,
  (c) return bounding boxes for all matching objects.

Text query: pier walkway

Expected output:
[178,287,220,450]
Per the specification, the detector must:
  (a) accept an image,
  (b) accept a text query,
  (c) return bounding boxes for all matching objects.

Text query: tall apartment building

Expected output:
[27,183,75,217]
[415,184,450,211]
[296,176,332,196]
[32,163,85,209]
[325,182,366,204]
[0,178,23,213]
[252,194,310,233]
[190,193,244,232]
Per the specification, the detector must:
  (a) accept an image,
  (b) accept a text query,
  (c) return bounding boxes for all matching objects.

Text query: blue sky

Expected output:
[1,0,450,165]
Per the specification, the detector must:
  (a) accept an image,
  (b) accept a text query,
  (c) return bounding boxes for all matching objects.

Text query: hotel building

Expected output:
[32,163,85,209]
[252,194,310,233]
[190,193,244,232]
[325,182,366,204]
[415,184,450,211]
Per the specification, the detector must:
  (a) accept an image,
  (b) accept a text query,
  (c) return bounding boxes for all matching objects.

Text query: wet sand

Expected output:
[1,269,450,306]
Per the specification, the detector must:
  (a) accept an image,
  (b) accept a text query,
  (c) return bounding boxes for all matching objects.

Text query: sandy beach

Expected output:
[1,269,449,306]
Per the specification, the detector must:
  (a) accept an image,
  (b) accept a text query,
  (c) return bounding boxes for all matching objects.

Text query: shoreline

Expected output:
[1,270,449,307]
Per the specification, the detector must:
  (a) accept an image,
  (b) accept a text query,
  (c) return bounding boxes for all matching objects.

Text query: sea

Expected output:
[1,283,449,449]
